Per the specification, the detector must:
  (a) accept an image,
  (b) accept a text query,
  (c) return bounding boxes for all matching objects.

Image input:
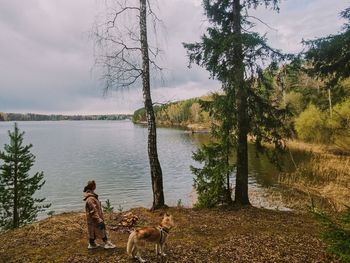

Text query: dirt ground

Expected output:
[0,206,339,263]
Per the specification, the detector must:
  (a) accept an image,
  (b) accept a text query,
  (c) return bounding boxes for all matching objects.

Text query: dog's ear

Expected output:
[164,213,170,217]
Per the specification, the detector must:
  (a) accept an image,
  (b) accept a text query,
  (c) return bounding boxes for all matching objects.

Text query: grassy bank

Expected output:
[278,140,350,212]
[0,207,338,263]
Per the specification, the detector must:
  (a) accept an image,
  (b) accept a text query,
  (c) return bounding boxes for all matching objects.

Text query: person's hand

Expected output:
[97,222,105,230]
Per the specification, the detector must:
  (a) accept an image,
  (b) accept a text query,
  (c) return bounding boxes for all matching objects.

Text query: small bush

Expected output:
[102,199,114,213]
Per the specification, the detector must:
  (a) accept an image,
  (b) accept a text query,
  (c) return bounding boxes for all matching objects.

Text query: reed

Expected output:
[279,152,350,211]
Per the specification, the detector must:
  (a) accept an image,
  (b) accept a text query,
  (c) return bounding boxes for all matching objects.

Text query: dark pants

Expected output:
[88,223,108,244]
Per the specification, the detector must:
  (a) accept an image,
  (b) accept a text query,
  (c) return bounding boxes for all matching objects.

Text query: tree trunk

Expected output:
[328,88,333,118]
[13,164,19,229]
[226,173,232,204]
[224,91,233,205]
[233,0,250,206]
[139,0,165,210]
[13,125,19,228]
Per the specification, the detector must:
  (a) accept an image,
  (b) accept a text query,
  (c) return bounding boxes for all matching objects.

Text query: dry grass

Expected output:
[279,152,350,211]
[0,207,339,263]
[286,140,350,156]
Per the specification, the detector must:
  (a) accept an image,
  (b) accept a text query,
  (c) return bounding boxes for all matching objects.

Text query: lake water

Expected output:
[0,121,304,215]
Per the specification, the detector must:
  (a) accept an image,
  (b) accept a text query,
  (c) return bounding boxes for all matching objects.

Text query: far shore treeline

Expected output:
[0,112,132,121]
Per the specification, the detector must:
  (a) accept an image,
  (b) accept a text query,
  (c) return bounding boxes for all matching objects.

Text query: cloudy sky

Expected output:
[0,0,348,114]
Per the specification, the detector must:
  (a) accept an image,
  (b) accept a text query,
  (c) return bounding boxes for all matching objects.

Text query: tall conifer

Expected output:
[185,0,289,207]
[0,123,50,229]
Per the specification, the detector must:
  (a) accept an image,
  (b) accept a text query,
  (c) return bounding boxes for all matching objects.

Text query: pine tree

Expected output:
[0,123,50,230]
[184,0,290,207]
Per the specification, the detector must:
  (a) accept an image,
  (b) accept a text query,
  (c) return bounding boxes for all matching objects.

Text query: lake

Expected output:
[0,120,304,215]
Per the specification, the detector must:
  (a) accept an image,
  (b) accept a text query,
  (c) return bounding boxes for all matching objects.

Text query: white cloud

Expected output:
[0,0,348,114]
[250,0,349,53]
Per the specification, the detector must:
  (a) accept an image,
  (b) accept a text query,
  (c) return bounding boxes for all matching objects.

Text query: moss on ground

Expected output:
[0,207,339,263]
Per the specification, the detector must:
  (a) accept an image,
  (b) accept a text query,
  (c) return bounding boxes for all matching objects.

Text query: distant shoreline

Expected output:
[134,121,210,133]
[0,113,133,122]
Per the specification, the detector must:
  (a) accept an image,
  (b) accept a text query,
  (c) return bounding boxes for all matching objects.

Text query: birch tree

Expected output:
[94,0,166,210]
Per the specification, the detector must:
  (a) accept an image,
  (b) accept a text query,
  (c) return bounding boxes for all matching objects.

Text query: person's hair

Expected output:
[83,180,96,192]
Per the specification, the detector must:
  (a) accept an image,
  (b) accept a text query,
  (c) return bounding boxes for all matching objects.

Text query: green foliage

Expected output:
[294,105,328,143]
[191,142,234,208]
[274,57,350,116]
[133,98,210,127]
[190,93,236,208]
[248,65,291,161]
[332,99,350,151]
[176,199,184,208]
[304,24,350,81]
[303,7,350,97]
[0,123,50,230]
[313,207,350,263]
[132,108,147,123]
[47,211,55,217]
[294,99,350,150]
[0,113,6,121]
[284,91,305,115]
[156,99,195,125]
[117,204,124,212]
[184,0,291,206]
[102,199,114,213]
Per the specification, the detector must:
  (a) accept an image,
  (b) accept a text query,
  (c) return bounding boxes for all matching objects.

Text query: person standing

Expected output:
[83,180,116,249]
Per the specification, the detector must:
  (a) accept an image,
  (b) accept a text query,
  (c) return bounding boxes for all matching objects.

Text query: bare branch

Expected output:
[147,0,162,23]
[93,0,164,92]
[246,15,278,31]
[106,8,139,32]
[152,100,175,106]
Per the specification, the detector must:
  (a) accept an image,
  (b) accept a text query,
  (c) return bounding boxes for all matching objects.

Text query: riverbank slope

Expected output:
[0,207,338,263]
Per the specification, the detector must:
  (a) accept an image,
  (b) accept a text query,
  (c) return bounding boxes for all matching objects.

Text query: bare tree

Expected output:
[94,0,166,210]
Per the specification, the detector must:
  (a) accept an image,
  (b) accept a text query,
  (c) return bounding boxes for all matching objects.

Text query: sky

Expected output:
[0,0,348,114]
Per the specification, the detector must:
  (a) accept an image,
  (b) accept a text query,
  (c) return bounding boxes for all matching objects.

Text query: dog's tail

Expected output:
[126,230,137,256]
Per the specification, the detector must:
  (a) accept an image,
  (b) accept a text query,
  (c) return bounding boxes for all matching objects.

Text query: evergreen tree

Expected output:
[0,123,50,230]
[184,0,290,207]
[303,7,350,117]
[191,93,236,207]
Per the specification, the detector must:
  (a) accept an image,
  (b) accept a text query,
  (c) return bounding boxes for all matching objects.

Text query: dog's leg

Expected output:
[134,243,146,263]
[155,243,159,256]
[160,243,167,257]
[135,251,146,263]
[131,243,137,258]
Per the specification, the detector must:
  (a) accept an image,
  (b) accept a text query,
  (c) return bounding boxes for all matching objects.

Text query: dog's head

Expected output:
[160,213,175,229]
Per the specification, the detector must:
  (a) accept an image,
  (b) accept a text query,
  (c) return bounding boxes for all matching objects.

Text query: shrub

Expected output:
[332,99,350,151]
[295,104,331,143]
[102,199,114,213]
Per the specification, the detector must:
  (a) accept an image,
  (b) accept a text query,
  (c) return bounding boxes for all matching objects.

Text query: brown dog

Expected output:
[126,213,175,262]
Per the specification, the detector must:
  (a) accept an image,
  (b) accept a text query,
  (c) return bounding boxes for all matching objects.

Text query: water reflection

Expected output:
[189,132,312,210]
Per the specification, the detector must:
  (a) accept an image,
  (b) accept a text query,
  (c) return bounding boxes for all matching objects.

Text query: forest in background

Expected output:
[0,113,132,121]
[133,67,350,152]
